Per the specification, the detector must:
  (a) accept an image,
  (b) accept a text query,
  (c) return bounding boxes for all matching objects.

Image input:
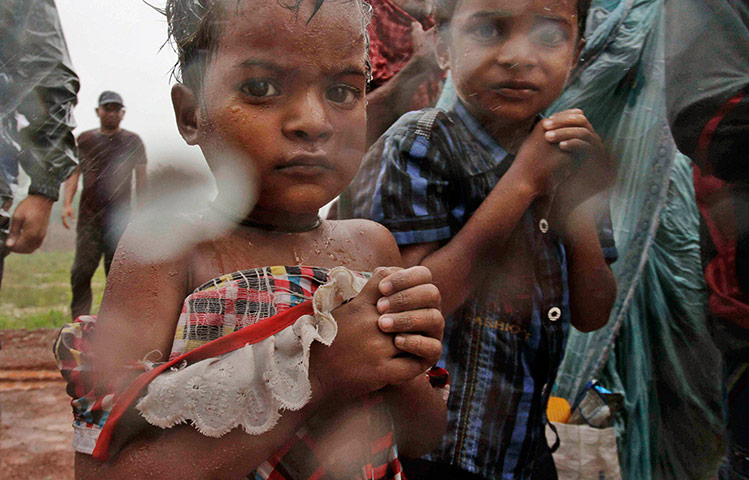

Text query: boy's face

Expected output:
[439,0,580,130]
[194,0,367,216]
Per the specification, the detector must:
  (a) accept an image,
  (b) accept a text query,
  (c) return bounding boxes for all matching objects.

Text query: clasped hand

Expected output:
[311,266,443,403]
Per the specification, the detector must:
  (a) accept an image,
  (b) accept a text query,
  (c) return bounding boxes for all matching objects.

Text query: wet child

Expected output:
[56,0,448,478]
[344,0,618,478]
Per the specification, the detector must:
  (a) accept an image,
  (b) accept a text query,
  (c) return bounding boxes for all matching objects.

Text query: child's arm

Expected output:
[399,122,576,316]
[354,222,448,457]
[542,109,618,331]
[556,198,617,331]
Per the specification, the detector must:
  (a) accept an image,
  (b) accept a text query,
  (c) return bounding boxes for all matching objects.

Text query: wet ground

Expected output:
[1,329,74,479]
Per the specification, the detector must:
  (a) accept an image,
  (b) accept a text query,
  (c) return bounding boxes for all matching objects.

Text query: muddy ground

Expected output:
[1,329,74,479]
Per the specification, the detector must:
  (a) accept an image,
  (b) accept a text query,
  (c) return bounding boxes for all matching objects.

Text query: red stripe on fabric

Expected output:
[267,468,286,480]
[92,300,314,461]
[373,462,389,478]
[371,431,394,454]
[696,93,745,167]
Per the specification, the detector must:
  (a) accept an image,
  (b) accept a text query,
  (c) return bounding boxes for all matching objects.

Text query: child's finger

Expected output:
[558,138,591,153]
[379,265,432,295]
[544,127,595,144]
[356,266,403,305]
[393,334,443,365]
[377,282,441,314]
[379,307,444,339]
[542,112,592,130]
[384,347,442,383]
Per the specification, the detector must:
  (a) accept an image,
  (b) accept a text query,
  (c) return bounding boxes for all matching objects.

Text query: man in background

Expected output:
[62,91,147,319]
[0,0,79,290]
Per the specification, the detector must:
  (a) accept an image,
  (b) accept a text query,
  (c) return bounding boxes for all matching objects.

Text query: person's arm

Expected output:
[366,23,442,147]
[134,164,148,210]
[4,1,79,253]
[556,199,616,332]
[61,166,80,229]
[15,0,79,202]
[543,109,618,331]
[133,137,148,209]
[357,221,447,458]
[399,122,576,316]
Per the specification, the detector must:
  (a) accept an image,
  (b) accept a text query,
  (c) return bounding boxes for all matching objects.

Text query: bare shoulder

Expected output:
[330,219,401,269]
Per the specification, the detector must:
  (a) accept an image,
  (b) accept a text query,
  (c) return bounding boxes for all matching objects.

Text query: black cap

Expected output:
[98,91,124,106]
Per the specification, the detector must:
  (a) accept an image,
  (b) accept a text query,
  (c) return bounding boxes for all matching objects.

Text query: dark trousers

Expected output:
[70,218,123,319]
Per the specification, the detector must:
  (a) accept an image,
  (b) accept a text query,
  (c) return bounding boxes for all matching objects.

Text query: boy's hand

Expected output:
[312,267,443,403]
[542,109,617,211]
[513,121,576,196]
[376,265,443,366]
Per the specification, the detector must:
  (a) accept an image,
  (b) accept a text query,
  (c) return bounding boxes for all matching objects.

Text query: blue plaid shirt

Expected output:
[344,101,616,479]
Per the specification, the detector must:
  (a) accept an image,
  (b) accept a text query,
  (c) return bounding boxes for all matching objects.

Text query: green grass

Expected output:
[0,251,106,329]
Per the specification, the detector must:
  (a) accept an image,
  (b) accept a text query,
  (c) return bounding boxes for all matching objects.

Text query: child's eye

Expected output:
[535,25,568,47]
[241,79,280,98]
[326,85,361,105]
[470,23,501,41]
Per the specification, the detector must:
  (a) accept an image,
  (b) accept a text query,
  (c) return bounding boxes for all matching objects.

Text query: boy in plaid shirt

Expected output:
[345,0,617,478]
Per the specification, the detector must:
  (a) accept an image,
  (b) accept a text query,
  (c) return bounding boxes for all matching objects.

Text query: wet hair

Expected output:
[434,0,591,38]
[158,0,372,90]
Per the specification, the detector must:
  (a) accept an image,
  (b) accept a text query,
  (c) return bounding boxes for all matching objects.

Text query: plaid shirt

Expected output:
[345,101,616,479]
[367,0,443,109]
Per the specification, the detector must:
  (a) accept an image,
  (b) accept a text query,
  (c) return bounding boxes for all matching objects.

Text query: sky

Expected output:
[56,0,207,173]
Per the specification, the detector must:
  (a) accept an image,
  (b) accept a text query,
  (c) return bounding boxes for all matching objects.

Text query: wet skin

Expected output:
[437,0,581,147]
[191,0,368,231]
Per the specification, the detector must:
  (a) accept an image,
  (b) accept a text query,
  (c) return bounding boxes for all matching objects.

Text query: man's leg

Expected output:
[70,220,104,319]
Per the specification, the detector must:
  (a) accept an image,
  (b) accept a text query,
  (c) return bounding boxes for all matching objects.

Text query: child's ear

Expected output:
[435,29,451,71]
[172,83,200,145]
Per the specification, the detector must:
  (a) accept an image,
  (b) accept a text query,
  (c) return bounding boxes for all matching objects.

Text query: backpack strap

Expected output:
[415,109,442,139]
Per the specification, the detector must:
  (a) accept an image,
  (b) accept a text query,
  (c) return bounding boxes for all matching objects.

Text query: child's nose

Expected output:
[282,92,334,143]
[496,34,537,70]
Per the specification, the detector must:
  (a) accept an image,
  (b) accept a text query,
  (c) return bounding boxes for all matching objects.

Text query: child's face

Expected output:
[439,0,580,129]
[196,0,367,217]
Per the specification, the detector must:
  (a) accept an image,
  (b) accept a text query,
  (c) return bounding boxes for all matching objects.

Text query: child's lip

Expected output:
[492,81,539,99]
[276,154,333,173]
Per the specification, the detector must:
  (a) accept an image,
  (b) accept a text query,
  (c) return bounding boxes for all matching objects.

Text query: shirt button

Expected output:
[547,307,561,322]
[539,218,549,233]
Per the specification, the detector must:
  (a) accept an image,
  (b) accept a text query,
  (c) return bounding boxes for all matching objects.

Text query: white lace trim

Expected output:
[136,267,367,437]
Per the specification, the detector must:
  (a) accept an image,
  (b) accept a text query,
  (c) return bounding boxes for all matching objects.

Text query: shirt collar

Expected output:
[450,99,510,165]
